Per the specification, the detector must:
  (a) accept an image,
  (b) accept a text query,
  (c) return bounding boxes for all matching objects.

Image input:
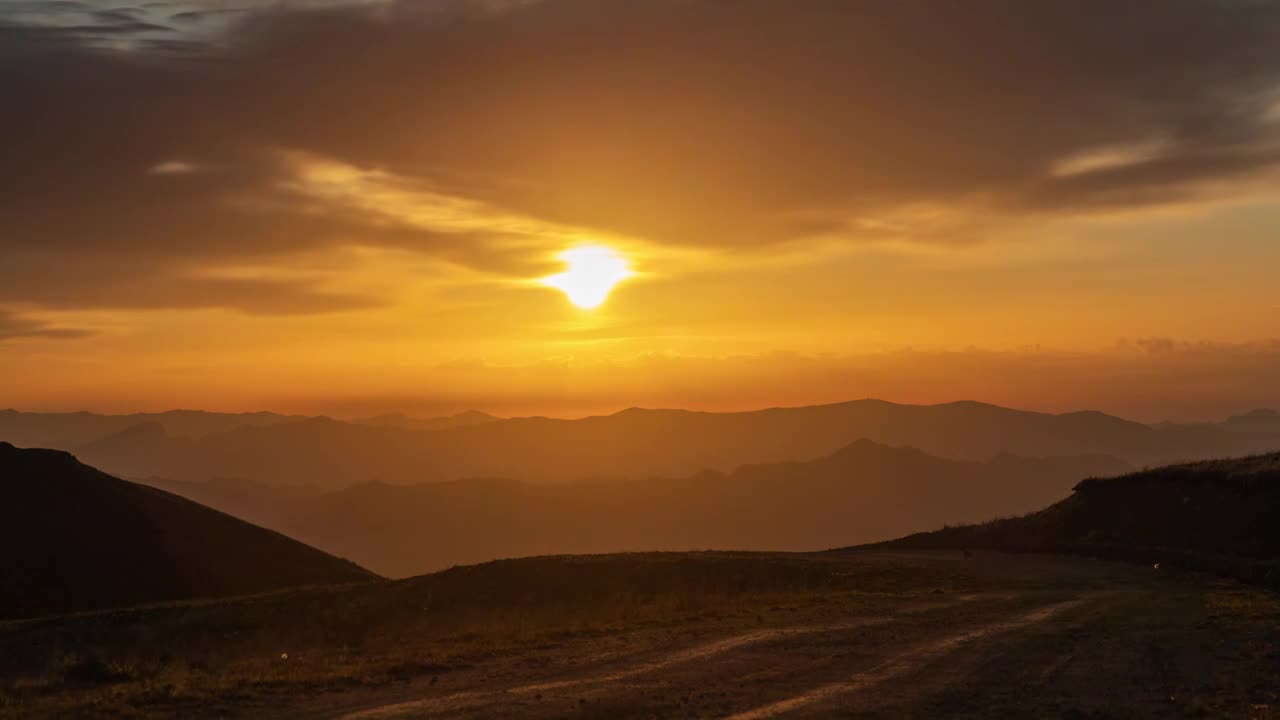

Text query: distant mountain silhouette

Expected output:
[0,443,376,620]
[0,408,497,450]
[145,440,1128,577]
[40,400,1277,488]
[0,408,303,449]
[73,422,201,481]
[137,475,322,530]
[1223,408,1280,433]
[875,451,1280,588]
[352,410,500,431]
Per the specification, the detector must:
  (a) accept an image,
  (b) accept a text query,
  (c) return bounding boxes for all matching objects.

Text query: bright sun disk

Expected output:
[540,245,633,309]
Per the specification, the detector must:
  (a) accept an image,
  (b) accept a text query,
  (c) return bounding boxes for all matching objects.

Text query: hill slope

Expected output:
[876,451,1280,587]
[0,443,376,620]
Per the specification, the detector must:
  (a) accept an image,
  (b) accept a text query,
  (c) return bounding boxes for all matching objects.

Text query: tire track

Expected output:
[336,594,995,719]
[724,597,1088,720]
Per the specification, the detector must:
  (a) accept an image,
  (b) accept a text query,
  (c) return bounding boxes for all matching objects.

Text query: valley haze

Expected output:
[4,398,1278,577]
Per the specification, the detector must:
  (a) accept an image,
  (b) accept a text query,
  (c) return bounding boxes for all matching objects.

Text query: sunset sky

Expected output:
[3,0,1279,420]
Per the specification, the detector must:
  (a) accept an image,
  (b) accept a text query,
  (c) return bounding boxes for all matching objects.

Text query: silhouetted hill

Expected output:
[24,399,1270,489]
[0,443,376,620]
[875,451,1280,587]
[146,441,1129,577]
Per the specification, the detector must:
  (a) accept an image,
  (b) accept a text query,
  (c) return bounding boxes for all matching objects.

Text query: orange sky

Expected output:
[2,1,1280,421]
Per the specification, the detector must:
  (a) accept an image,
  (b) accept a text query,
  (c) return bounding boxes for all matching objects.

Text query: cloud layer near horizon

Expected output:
[5,339,1280,423]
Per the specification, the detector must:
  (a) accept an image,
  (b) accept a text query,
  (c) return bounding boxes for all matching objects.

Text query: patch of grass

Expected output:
[1206,589,1280,621]
[57,654,139,687]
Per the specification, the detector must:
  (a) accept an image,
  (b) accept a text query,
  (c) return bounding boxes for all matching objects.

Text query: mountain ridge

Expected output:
[141,439,1130,577]
[76,399,1280,487]
[6,399,1279,489]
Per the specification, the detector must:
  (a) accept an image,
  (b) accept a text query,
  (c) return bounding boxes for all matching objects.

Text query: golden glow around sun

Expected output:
[541,245,633,309]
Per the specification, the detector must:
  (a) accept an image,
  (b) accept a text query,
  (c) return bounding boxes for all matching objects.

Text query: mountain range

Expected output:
[142,440,1128,577]
[5,400,1277,489]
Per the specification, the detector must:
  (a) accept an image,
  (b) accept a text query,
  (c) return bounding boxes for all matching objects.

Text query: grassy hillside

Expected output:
[877,451,1280,587]
[0,443,376,620]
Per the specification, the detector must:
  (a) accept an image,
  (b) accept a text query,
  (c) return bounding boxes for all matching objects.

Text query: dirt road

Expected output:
[319,552,1280,719]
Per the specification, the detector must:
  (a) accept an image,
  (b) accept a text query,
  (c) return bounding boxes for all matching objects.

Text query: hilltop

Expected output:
[874,451,1280,587]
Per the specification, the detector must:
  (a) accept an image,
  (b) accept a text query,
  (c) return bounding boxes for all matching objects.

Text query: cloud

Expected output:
[3,0,1280,316]
[0,311,92,342]
[0,249,385,315]
[148,160,204,175]
[280,339,1280,423]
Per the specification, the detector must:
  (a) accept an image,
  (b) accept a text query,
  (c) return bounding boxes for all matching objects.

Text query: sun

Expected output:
[541,245,633,309]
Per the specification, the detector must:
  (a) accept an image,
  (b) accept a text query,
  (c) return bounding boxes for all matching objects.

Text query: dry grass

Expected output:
[0,551,971,718]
